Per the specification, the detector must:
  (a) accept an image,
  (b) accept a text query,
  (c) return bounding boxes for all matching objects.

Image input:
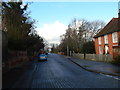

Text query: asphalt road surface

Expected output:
[3,54,120,88]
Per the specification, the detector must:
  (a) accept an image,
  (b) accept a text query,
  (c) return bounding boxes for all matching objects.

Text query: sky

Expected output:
[27,1,119,45]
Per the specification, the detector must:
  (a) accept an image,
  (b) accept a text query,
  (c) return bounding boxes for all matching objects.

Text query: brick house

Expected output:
[94,9,120,55]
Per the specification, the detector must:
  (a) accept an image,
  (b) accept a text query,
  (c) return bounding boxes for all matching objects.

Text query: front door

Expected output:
[105,45,109,54]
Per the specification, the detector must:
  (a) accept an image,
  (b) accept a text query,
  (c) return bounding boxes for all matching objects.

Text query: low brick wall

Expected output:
[7,51,29,69]
[72,53,113,62]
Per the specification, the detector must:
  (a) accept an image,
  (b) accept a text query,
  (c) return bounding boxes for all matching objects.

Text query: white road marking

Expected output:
[100,73,120,80]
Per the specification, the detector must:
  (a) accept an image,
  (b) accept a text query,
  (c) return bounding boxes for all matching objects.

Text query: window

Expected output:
[99,46,103,54]
[98,37,101,44]
[104,35,108,44]
[112,32,118,43]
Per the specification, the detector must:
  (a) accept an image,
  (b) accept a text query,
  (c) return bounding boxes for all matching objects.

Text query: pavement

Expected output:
[66,56,120,77]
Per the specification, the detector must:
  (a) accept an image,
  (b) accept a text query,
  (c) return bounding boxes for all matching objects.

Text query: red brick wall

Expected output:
[113,46,120,60]
[118,31,120,45]
[95,38,99,54]
[108,34,113,54]
[101,36,105,54]
[94,31,120,55]
[95,36,105,54]
[8,51,29,69]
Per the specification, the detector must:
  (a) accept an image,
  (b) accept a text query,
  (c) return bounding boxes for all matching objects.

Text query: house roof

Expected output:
[94,18,120,38]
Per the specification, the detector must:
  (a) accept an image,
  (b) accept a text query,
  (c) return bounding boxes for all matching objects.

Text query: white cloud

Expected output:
[37,21,67,44]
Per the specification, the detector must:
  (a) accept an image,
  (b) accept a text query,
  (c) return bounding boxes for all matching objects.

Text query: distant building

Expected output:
[94,7,120,55]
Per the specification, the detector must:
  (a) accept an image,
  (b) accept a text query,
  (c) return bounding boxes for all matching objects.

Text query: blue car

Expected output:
[38,53,47,61]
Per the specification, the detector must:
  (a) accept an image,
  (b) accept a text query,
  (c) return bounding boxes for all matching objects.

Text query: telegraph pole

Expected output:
[67,25,71,56]
[67,45,69,56]
[0,2,2,30]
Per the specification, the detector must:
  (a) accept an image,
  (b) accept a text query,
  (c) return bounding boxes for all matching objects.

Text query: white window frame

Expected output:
[104,35,108,44]
[112,32,118,43]
[98,37,101,45]
[99,46,103,54]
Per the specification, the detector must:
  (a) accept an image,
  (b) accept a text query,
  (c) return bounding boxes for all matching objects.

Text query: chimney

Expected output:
[119,9,120,18]
[118,1,120,18]
[118,2,120,31]
[118,1,120,45]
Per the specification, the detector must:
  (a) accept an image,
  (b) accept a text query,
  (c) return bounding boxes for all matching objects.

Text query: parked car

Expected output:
[38,53,47,61]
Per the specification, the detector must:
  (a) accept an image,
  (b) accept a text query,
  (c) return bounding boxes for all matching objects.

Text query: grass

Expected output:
[83,65,91,67]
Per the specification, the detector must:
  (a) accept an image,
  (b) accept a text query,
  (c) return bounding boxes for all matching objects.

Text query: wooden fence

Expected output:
[72,53,113,62]
[113,46,120,59]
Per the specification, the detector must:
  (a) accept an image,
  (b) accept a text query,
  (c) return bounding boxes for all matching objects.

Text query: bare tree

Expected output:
[59,18,106,56]
[89,20,106,40]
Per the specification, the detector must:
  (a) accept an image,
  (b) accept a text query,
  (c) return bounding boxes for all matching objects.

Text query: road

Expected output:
[3,54,120,88]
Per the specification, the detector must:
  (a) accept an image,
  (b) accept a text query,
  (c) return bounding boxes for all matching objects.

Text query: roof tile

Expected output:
[94,18,120,38]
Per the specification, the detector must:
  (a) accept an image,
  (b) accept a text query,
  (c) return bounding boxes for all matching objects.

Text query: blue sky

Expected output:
[28,2,118,27]
[27,2,119,44]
